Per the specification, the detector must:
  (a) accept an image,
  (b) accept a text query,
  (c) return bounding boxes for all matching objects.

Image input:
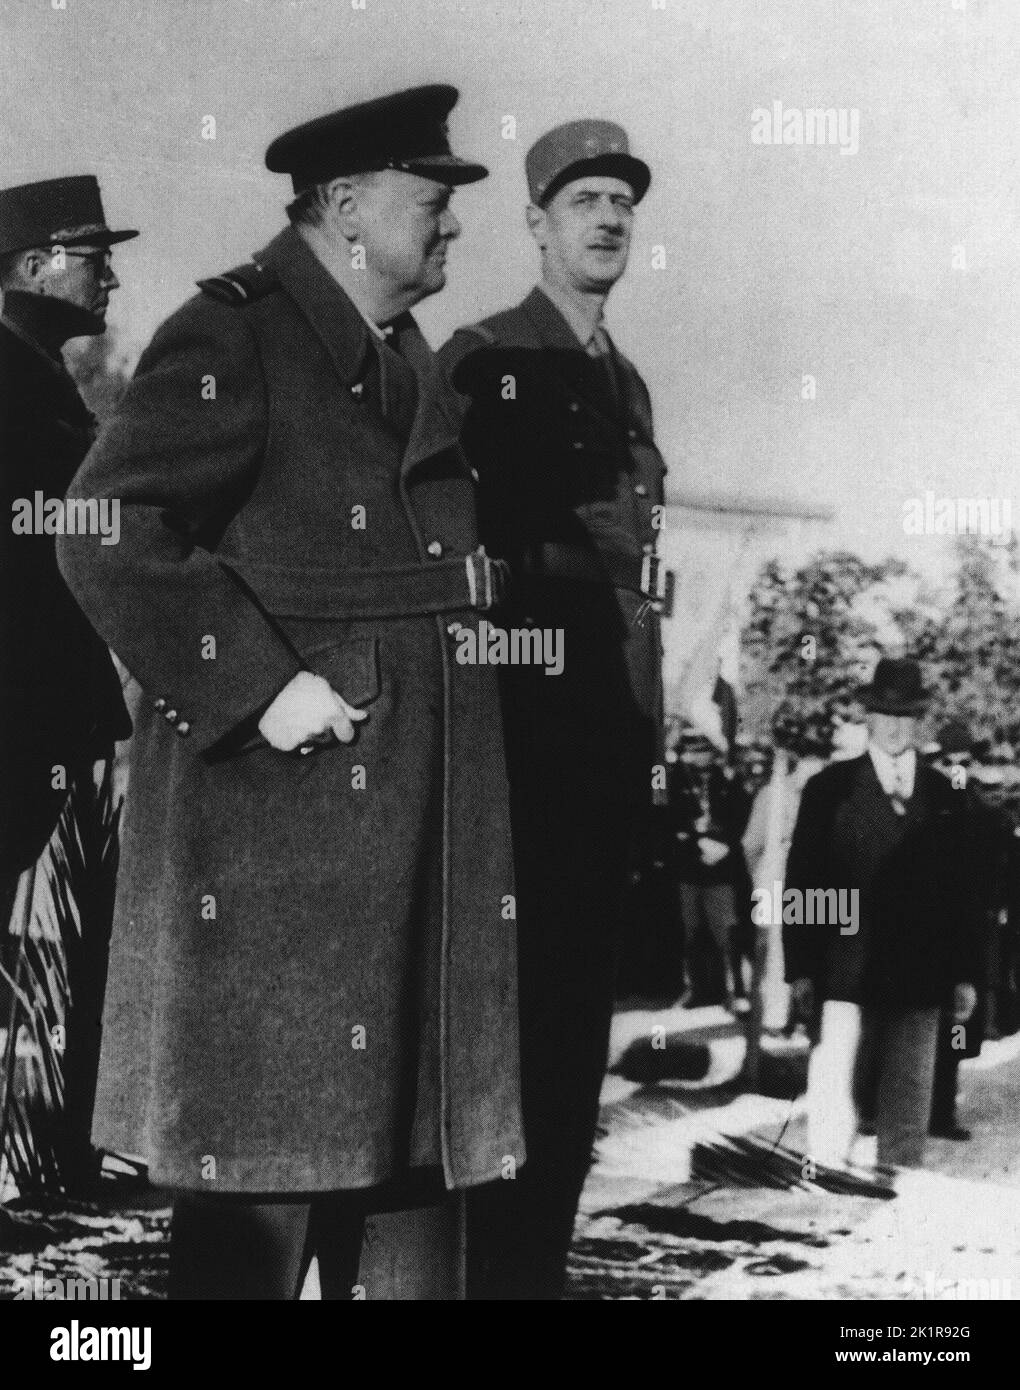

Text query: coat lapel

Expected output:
[256,226,370,391]
[519,286,624,427]
[390,313,467,477]
[853,752,915,835]
[520,285,586,353]
[258,230,463,476]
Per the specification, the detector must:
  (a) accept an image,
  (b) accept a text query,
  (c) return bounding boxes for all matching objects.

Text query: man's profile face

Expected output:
[868,712,918,758]
[529,175,635,294]
[354,170,460,305]
[31,243,119,329]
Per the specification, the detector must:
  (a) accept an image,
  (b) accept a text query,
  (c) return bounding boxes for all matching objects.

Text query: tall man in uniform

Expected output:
[58,86,523,1299]
[439,120,667,1298]
[0,177,135,1181]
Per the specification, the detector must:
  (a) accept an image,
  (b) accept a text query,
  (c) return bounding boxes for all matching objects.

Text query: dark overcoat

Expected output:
[783,754,983,1008]
[0,314,130,873]
[667,762,752,886]
[57,226,523,1193]
[438,288,667,1295]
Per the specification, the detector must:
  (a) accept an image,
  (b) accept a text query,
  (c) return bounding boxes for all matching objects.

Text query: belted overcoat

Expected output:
[57,226,523,1193]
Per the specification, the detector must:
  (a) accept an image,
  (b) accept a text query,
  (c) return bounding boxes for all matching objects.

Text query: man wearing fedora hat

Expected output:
[784,658,982,1170]
[57,87,523,1298]
[0,176,136,1183]
[438,120,667,1297]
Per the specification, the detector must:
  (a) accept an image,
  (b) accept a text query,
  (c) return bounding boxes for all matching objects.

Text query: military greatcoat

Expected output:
[57,226,523,1193]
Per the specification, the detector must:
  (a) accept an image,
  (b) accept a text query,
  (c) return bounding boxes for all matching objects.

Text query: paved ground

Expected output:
[2,1004,1019,1300]
[566,1006,1020,1299]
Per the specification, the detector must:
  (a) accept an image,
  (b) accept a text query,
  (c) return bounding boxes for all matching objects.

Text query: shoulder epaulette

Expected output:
[457,321,497,346]
[196,260,280,306]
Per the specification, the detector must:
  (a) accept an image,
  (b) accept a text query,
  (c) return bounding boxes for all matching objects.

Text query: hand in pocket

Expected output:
[258,670,368,751]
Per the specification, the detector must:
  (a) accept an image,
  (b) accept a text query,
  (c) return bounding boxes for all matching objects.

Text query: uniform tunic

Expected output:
[439,285,667,1296]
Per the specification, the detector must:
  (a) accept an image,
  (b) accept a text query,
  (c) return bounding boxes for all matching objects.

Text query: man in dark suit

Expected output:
[784,659,981,1170]
[58,86,523,1299]
[668,729,752,1010]
[926,720,1010,1139]
[439,120,668,1298]
[0,178,135,1182]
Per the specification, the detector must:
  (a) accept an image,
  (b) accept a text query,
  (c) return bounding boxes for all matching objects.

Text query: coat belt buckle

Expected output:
[465,547,509,611]
[639,553,675,619]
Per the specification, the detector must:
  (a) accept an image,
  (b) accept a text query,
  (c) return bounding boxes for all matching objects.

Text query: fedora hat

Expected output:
[858,658,930,716]
[935,717,971,757]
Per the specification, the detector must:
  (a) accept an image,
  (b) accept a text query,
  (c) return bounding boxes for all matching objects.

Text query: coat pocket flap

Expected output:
[301,637,380,707]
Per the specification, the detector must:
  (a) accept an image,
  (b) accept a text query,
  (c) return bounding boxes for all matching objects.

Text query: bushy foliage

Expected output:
[742,539,1020,756]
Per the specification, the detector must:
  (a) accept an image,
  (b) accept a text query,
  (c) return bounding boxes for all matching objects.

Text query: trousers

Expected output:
[805,1000,940,1169]
[465,744,628,1298]
[678,881,739,1000]
[169,1190,464,1300]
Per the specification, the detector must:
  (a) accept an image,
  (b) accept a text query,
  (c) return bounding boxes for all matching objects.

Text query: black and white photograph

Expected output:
[0,0,1018,1355]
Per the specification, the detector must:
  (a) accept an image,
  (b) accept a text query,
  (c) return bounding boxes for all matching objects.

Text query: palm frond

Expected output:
[0,762,122,1198]
[689,1132,895,1197]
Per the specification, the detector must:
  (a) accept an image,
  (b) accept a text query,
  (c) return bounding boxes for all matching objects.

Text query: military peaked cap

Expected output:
[0,176,138,258]
[265,84,488,193]
[526,120,651,207]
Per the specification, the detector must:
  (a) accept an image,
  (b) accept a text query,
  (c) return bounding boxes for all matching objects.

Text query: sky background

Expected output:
[2,0,1017,576]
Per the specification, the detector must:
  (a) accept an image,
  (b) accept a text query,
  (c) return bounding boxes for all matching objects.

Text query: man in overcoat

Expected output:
[57,86,523,1299]
[0,176,134,909]
[0,177,135,1182]
[784,659,981,1171]
[438,120,667,1298]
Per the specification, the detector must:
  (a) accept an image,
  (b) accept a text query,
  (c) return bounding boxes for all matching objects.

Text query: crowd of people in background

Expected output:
[623,662,1020,1173]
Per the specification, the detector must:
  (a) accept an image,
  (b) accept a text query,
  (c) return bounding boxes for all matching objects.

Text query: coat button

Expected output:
[634,483,648,497]
[628,428,639,440]
[446,621,462,637]
[177,721,191,737]
[569,401,580,413]
[427,540,444,559]
[643,542,655,555]
[154,698,166,712]
[165,709,178,723]
[572,440,583,450]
